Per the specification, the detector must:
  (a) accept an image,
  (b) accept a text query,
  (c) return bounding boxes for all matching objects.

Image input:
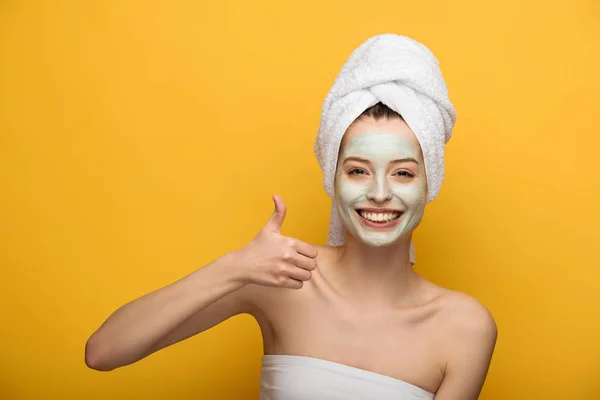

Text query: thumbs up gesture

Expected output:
[235,195,318,289]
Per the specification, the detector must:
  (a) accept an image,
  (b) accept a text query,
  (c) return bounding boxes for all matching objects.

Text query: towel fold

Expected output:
[314,34,456,264]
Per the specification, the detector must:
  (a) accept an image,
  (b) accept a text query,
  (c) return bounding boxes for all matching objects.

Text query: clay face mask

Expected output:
[334,131,427,247]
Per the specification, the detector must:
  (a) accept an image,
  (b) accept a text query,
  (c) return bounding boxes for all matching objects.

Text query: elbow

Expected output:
[85,335,116,372]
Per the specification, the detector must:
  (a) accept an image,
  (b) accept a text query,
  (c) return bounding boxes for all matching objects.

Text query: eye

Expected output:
[394,170,415,178]
[348,168,368,175]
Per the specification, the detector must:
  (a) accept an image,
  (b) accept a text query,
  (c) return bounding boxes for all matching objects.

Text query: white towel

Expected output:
[314,34,456,264]
[260,355,435,399]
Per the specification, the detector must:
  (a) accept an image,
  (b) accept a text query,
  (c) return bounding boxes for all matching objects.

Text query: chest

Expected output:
[256,284,446,393]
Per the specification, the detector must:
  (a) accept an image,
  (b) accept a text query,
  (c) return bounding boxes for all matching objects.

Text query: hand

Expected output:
[235,195,318,289]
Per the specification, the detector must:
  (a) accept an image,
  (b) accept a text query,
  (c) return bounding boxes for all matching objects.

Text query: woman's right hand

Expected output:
[235,195,318,289]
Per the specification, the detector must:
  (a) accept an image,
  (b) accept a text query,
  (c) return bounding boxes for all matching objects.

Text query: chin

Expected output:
[354,232,402,248]
[362,238,400,248]
[350,226,414,248]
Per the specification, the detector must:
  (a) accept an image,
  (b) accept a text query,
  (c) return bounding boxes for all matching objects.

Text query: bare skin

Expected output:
[252,242,497,397]
[85,118,497,399]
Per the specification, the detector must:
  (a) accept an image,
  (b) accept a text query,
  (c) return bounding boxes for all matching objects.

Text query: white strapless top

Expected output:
[259,355,435,400]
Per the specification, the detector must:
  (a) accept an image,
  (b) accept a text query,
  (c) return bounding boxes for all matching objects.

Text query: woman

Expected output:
[86,35,497,399]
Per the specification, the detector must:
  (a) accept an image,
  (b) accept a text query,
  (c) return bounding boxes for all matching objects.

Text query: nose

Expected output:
[366,175,393,203]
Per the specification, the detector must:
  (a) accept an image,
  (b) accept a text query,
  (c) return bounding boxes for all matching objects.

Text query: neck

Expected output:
[330,233,421,308]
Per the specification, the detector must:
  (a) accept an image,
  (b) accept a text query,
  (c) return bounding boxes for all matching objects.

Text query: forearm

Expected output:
[85,251,246,370]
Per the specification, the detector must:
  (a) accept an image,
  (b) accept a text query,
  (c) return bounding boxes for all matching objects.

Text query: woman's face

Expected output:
[334,116,427,247]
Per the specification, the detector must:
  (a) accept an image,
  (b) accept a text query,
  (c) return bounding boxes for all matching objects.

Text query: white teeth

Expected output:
[358,211,401,223]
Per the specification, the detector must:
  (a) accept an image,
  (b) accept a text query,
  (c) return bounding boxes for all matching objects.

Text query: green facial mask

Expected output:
[334,131,427,247]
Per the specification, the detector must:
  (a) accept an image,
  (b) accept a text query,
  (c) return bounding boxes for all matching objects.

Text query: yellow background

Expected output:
[1,0,599,399]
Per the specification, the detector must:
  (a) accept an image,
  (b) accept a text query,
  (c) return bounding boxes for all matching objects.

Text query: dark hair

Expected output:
[355,102,404,122]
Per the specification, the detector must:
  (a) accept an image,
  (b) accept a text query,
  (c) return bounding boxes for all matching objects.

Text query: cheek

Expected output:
[393,181,427,205]
[336,178,368,205]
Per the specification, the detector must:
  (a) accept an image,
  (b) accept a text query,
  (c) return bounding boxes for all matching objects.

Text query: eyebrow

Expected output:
[343,156,419,165]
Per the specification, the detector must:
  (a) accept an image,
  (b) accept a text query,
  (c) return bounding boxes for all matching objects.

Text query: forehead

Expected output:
[340,117,422,159]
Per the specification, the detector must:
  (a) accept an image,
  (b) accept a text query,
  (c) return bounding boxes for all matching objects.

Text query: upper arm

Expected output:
[434,296,498,400]
[145,283,263,356]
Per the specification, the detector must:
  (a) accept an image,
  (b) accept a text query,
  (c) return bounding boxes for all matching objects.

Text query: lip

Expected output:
[356,207,403,213]
[355,209,403,229]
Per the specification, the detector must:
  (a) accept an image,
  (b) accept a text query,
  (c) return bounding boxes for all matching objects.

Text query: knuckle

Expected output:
[282,251,292,261]
[275,275,287,285]
[277,263,288,273]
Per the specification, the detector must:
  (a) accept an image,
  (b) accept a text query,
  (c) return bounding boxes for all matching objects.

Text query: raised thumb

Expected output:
[264,194,286,232]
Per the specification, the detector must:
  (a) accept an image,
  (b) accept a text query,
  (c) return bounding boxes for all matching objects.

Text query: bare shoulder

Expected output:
[436,290,498,345]
[428,290,498,398]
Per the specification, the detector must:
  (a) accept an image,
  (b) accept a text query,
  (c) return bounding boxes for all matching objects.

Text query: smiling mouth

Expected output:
[355,209,403,224]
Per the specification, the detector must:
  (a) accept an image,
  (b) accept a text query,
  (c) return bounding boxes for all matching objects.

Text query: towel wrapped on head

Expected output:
[314,34,457,264]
